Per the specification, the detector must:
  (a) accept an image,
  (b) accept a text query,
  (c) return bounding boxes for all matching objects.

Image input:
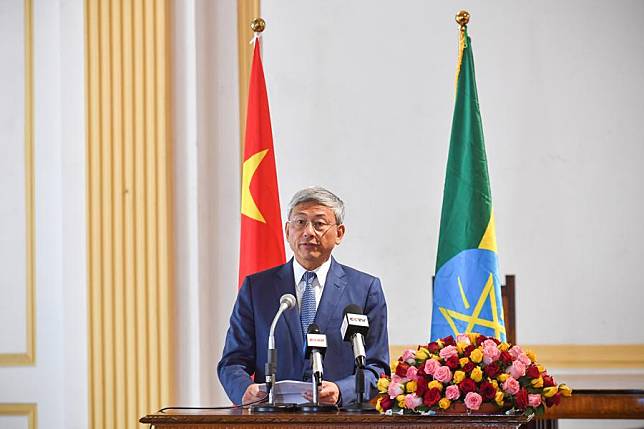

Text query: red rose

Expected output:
[416,376,428,396]
[476,336,486,347]
[428,342,441,353]
[441,335,456,347]
[514,388,529,410]
[484,362,500,378]
[464,344,476,357]
[460,378,477,394]
[545,393,561,407]
[380,395,393,411]
[500,351,513,365]
[491,337,501,345]
[417,366,426,376]
[423,387,442,407]
[542,374,556,387]
[446,355,460,370]
[395,362,410,378]
[462,362,475,373]
[479,381,496,401]
[526,365,540,379]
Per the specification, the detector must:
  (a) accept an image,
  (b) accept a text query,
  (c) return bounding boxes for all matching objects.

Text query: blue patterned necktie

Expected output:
[300,271,317,338]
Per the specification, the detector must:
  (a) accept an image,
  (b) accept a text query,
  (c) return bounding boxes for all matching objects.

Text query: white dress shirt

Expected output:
[292,258,331,314]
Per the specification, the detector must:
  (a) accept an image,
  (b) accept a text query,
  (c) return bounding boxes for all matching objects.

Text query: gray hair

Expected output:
[287,186,345,224]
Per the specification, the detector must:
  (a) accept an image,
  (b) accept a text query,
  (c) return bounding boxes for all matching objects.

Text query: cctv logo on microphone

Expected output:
[347,314,368,326]
[306,333,327,347]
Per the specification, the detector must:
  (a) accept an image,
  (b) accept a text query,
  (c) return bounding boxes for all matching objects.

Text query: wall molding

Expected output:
[0,0,35,368]
[0,403,37,429]
[390,344,644,369]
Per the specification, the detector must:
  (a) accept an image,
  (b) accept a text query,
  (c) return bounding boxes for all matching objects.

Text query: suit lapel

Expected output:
[314,257,347,335]
[275,259,304,353]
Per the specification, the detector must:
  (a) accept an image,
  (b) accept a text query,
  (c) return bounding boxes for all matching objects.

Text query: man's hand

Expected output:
[242,383,266,405]
[303,381,340,405]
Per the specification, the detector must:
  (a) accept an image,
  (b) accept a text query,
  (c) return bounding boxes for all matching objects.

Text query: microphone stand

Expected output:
[299,372,338,413]
[340,360,377,413]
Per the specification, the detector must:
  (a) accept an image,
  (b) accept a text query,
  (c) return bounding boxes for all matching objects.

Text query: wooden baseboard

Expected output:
[390,344,644,369]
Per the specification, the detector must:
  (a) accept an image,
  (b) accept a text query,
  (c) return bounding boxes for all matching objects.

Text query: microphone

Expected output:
[340,304,369,369]
[305,323,328,384]
[265,294,297,405]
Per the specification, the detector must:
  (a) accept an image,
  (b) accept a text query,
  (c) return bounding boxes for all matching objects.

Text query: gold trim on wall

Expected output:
[0,0,35,368]
[237,0,260,163]
[85,0,174,427]
[390,344,644,369]
[0,403,37,429]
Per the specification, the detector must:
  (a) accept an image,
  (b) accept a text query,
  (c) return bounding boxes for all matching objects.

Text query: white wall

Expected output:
[0,1,87,428]
[258,0,644,345]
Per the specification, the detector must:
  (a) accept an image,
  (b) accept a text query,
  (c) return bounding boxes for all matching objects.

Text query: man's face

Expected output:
[285,201,345,271]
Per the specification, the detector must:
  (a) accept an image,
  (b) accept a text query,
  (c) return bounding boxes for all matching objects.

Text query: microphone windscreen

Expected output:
[280,293,297,309]
[307,323,321,334]
[343,304,362,316]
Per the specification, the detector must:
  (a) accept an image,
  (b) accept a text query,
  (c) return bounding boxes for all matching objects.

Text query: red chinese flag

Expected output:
[238,39,286,287]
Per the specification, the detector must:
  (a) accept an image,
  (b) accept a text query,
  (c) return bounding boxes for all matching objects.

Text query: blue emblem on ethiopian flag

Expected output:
[430,27,506,341]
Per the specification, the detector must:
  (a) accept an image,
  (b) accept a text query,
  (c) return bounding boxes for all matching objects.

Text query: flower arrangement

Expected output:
[376,333,571,415]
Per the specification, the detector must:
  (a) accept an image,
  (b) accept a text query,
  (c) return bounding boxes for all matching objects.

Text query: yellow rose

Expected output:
[428,380,444,391]
[452,370,466,384]
[491,379,499,389]
[439,398,452,410]
[416,347,430,361]
[537,364,545,373]
[558,384,573,397]
[436,339,444,347]
[526,350,537,362]
[499,342,510,352]
[531,376,543,388]
[456,342,468,353]
[495,391,505,406]
[377,377,390,393]
[391,361,398,374]
[406,380,417,393]
[470,348,483,363]
[459,357,470,367]
[376,397,383,413]
[471,366,483,382]
[397,394,406,407]
[497,373,510,383]
[468,333,480,343]
[543,387,558,398]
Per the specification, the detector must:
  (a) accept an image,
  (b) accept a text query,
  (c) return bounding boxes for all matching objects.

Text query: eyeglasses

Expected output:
[288,218,338,233]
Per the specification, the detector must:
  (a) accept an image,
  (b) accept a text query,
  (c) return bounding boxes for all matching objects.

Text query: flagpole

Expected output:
[455,10,470,31]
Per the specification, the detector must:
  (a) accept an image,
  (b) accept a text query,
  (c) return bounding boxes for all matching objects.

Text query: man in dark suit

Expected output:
[218,186,390,406]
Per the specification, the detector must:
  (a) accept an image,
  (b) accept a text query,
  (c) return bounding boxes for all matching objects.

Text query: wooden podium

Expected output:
[140,409,531,429]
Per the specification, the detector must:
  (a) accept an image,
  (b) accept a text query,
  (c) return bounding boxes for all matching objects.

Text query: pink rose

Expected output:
[391,374,404,384]
[402,349,416,364]
[508,345,524,360]
[528,394,542,408]
[406,365,418,379]
[502,377,520,395]
[433,365,452,383]
[404,393,423,410]
[464,392,483,410]
[424,359,440,375]
[388,381,404,398]
[509,360,527,379]
[482,339,498,349]
[483,344,501,365]
[517,353,531,365]
[439,345,459,360]
[445,384,460,400]
[456,334,471,345]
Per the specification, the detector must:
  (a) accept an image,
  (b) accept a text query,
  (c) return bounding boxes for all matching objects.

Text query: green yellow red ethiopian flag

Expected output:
[239,38,285,287]
[430,24,507,341]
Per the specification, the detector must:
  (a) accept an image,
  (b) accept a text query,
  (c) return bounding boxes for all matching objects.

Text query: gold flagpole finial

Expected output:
[455,10,470,31]
[250,18,266,33]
